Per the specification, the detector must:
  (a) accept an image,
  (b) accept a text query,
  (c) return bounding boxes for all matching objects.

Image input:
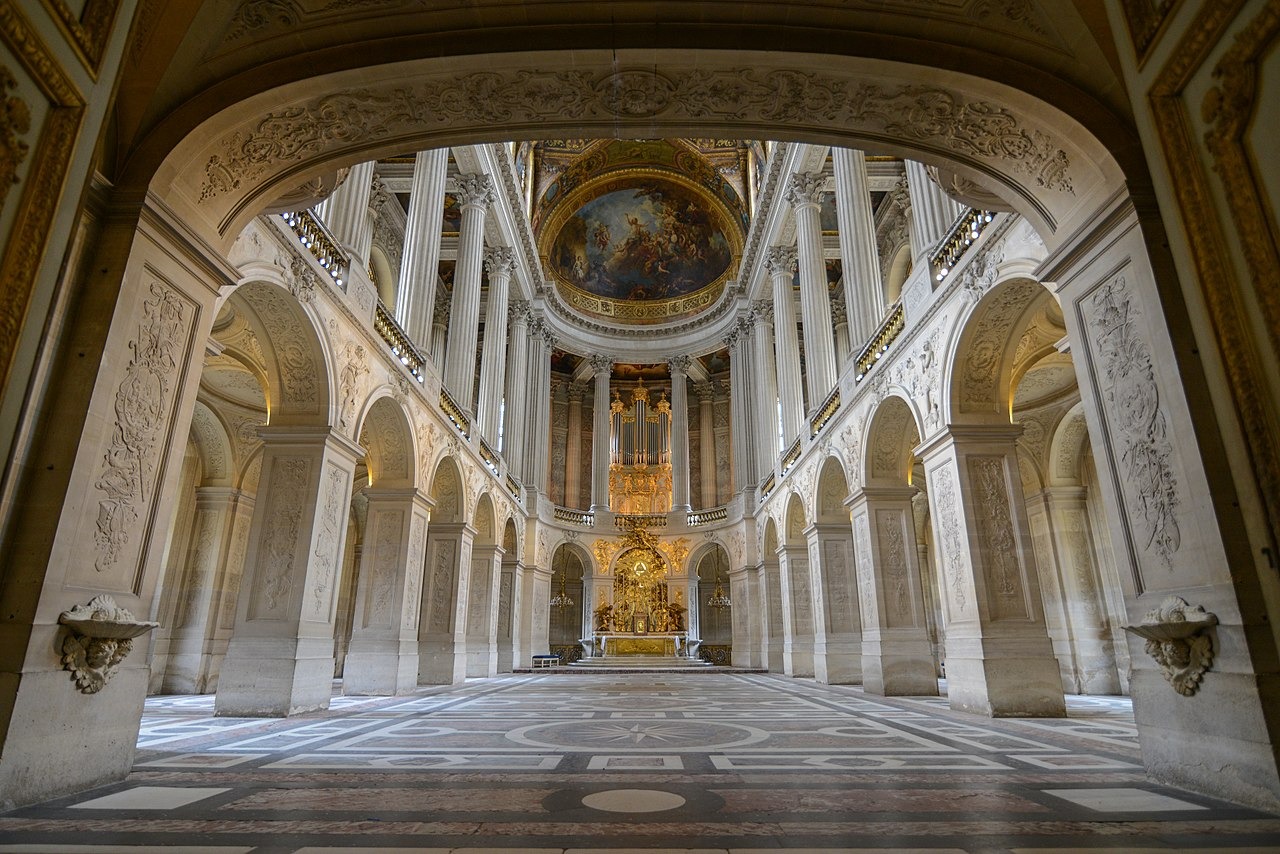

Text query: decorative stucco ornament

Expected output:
[1124,596,1218,697]
[58,596,158,694]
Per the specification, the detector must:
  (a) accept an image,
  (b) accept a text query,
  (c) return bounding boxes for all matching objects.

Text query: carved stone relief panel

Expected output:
[968,455,1028,620]
[249,456,311,620]
[853,513,876,627]
[220,512,251,630]
[497,571,513,638]
[176,507,220,630]
[364,508,403,629]
[467,557,490,634]
[929,466,970,619]
[91,279,196,581]
[1082,274,1181,572]
[306,462,349,622]
[425,539,456,634]
[822,538,855,634]
[876,508,915,628]
[403,514,426,630]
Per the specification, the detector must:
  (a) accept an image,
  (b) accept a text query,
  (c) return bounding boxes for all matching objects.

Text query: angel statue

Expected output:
[593,602,614,632]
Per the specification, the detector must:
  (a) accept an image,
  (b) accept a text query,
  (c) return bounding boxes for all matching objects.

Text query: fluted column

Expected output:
[430,287,450,367]
[766,247,804,445]
[565,381,587,508]
[696,382,717,508]
[477,246,515,444]
[589,355,613,512]
[905,159,964,261]
[786,172,838,409]
[751,300,780,474]
[502,301,531,474]
[669,355,692,512]
[322,160,376,271]
[726,322,751,492]
[528,323,555,492]
[833,148,888,345]
[831,292,850,366]
[442,174,494,411]
[395,149,449,347]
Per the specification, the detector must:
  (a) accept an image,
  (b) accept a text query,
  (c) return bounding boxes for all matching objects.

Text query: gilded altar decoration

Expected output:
[608,378,673,513]
[59,596,158,694]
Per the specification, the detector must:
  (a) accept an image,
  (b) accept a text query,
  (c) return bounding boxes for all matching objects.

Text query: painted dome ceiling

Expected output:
[534,140,750,326]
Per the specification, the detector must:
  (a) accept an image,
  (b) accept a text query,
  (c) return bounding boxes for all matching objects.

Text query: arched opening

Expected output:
[694,543,733,663]
[549,543,587,662]
[762,517,784,673]
[812,455,862,684]
[496,517,520,672]
[780,492,815,678]
[418,455,468,684]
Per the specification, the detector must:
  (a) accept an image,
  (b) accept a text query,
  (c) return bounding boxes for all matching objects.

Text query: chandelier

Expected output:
[549,563,574,610]
[706,552,731,610]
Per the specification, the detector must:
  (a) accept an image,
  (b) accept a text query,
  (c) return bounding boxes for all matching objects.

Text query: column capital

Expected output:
[483,245,517,277]
[589,354,614,376]
[508,298,530,325]
[667,354,692,375]
[695,381,716,402]
[830,290,847,325]
[455,173,495,209]
[749,299,774,325]
[785,172,824,209]
[568,379,590,399]
[764,245,798,278]
[433,285,451,316]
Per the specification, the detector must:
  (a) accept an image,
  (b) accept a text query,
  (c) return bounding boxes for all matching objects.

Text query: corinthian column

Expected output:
[477,246,516,444]
[502,301,531,475]
[833,148,887,345]
[589,355,613,512]
[668,355,692,512]
[395,149,449,348]
[786,172,837,409]
[751,300,780,474]
[442,173,494,412]
[696,381,717,508]
[565,381,587,507]
[766,247,804,446]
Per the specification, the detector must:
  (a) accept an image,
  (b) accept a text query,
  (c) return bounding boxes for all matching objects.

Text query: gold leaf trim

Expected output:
[38,0,120,78]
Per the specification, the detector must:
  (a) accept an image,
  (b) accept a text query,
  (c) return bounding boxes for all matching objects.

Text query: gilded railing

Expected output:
[478,438,501,474]
[614,513,668,529]
[281,210,348,287]
[553,506,595,526]
[439,387,470,438]
[780,437,802,475]
[810,388,841,436]
[688,506,729,526]
[931,208,996,284]
[505,473,521,498]
[855,302,905,382]
[373,301,426,383]
[759,471,776,501]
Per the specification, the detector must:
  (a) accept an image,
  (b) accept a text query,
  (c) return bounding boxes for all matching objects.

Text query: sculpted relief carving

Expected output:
[95,281,191,573]
[198,69,1075,207]
[969,455,1025,616]
[404,515,426,629]
[931,467,969,616]
[308,462,348,621]
[1087,276,1181,568]
[253,457,310,619]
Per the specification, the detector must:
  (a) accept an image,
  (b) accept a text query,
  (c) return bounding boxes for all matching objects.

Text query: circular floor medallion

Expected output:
[581,788,687,813]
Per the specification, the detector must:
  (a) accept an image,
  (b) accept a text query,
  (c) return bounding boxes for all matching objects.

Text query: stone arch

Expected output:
[227,281,332,426]
[549,541,588,648]
[945,276,1056,422]
[883,243,913,305]
[784,492,807,545]
[816,455,851,522]
[368,244,397,307]
[502,517,518,554]
[694,542,733,647]
[428,456,464,522]
[355,393,416,489]
[473,492,497,546]
[863,394,924,487]
[1048,402,1093,487]
[189,400,234,487]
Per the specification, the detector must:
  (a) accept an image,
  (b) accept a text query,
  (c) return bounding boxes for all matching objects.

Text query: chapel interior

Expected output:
[0,1,1278,850]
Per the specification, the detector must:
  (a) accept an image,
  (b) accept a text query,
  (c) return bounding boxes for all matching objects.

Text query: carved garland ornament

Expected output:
[199,70,1074,203]
[1124,596,1217,697]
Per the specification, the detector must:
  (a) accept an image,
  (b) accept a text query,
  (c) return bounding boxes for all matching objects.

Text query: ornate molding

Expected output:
[483,245,517,278]
[59,595,158,693]
[764,245,798,278]
[454,172,495,209]
[0,63,30,209]
[1124,596,1217,696]
[785,171,824,208]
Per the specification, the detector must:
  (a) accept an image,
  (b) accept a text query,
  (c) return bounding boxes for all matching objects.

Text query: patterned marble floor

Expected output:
[2,673,1278,852]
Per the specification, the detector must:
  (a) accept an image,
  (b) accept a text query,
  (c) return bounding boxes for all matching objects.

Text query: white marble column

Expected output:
[786,172,838,409]
[528,323,555,492]
[751,300,781,474]
[696,382,717,508]
[847,487,938,695]
[905,159,964,261]
[833,148,888,344]
[831,292,850,366]
[918,425,1065,716]
[343,488,433,695]
[589,354,613,512]
[669,355,692,512]
[430,287,450,367]
[395,148,449,347]
[502,301,531,474]
[766,247,804,446]
[216,427,362,716]
[565,381,586,507]
[477,246,515,444]
[322,161,376,271]
[442,173,494,411]
[726,320,753,492]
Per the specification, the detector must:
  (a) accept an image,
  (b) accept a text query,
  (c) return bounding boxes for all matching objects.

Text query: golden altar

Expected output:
[604,635,677,656]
